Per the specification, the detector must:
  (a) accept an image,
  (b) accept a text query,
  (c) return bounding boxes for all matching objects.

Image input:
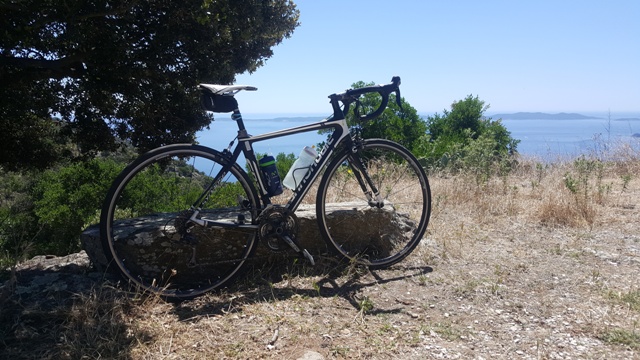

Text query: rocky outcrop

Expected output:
[81,203,414,273]
[0,251,115,309]
[1,201,414,327]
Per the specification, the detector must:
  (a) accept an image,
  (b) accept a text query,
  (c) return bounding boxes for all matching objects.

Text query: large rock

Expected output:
[81,203,415,273]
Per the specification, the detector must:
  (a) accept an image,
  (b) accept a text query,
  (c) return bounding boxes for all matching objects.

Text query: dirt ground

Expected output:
[1,158,639,359]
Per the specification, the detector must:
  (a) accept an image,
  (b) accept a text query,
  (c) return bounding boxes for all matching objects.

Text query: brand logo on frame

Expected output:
[297,136,335,190]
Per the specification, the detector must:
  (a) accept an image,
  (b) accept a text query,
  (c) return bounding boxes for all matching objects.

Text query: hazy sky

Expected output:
[233,0,639,115]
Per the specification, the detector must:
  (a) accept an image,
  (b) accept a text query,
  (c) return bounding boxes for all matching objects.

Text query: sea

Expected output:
[196,111,640,161]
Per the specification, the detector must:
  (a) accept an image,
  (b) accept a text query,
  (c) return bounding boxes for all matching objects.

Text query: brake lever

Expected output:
[395,88,403,110]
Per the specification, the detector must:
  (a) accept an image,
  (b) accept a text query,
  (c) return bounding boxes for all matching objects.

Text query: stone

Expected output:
[81,203,415,274]
[0,251,115,309]
[297,350,325,360]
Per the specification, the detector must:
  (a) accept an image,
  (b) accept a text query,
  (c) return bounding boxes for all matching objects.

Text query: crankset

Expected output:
[257,205,299,252]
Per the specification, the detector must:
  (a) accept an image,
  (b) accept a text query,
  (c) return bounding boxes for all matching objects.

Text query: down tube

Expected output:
[286,122,349,211]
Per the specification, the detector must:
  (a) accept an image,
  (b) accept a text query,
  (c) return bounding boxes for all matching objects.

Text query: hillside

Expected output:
[1,155,639,359]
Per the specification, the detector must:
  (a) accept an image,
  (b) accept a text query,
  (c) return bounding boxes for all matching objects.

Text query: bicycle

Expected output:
[100,76,431,299]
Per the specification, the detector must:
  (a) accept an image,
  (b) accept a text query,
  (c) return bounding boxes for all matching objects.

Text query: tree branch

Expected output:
[0,55,83,70]
[0,55,86,83]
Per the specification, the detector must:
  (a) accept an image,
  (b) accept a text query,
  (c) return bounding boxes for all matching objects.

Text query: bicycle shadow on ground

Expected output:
[0,253,432,357]
[169,255,434,321]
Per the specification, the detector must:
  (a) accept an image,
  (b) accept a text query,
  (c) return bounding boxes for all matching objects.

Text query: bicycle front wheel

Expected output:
[100,144,260,299]
[316,139,431,268]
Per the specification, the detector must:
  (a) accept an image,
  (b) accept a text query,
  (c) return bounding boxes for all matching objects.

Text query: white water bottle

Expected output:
[283,146,317,190]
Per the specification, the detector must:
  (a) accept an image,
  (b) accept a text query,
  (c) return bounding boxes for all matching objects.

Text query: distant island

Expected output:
[491,112,602,120]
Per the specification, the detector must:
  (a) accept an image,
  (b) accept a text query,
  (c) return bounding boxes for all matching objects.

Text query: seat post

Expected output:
[231,109,249,138]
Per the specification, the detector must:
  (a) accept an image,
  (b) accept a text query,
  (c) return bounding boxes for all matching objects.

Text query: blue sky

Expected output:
[234,0,639,115]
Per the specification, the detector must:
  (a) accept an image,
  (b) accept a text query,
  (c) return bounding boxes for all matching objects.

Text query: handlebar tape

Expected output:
[340,76,402,121]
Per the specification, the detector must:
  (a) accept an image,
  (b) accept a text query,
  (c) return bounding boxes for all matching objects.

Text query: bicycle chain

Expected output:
[186,254,290,267]
[161,206,303,267]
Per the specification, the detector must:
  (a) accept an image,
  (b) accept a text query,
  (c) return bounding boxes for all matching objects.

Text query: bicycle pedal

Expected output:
[181,234,198,246]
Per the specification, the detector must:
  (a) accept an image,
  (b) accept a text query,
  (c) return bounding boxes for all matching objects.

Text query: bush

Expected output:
[32,158,124,254]
[0,158,123,259]
[344,81,428,154]
[417,95,520,177]
[0,171,39,265]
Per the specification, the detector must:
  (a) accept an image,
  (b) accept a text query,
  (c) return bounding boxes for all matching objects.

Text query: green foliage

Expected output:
[0,171,39,266]
[599,328,640,349]
[0,1,300,171]
[32,159,124,254]
[344,81,427,154]
[111,158,241,220]
[274,152,297,180]
[563,156,610,206]
[1,158,123,258]
[418,95,520,175]
[336,84,518,178]
[253,152,296,184]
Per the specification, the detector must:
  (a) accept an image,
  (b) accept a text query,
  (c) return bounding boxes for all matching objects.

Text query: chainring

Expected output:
[258,205,299,252]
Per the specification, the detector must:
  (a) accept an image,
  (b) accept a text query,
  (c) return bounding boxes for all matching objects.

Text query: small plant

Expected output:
[621,174,632,191]
[599,327,640,349]
[534,162,545,187]
[416,275,428,286]
[331,345,350,357]
[423,322,463,341]
[563,173,579,194]
[607,289,640,311]
[312,281,321,296]
[353,295,374,323]
[357,295,374,313]
[553,156,611,227]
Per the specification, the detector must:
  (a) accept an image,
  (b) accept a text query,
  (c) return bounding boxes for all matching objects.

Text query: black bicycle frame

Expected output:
[189,110,352,229]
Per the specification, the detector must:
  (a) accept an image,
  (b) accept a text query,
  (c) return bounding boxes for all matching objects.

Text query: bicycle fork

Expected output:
[347,152,385,208]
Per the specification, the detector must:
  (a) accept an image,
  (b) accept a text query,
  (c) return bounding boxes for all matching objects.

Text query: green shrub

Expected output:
[0,171,39,266]
[31,158,124,254]
[417,95,519,177]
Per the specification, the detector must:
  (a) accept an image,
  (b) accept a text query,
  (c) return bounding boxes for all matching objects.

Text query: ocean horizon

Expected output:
[196,111,640,160]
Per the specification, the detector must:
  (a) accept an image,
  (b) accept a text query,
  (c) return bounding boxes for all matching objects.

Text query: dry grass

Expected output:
[2,151,640,359]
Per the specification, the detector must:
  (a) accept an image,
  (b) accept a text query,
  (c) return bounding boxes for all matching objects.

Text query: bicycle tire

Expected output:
[100,144,260,299]
[316,139,431,269]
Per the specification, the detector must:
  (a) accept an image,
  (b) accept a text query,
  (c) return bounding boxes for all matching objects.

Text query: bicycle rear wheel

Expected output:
[316,139,431,268]
[100,144,260,299]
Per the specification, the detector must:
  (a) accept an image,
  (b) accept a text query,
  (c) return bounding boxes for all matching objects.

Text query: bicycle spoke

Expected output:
[317,140,431,268]
[101,145,259,299]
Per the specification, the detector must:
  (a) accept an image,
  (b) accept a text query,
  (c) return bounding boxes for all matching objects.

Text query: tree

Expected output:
[0,0,299,171]
[420,95,520,171]
[345,81,427,153]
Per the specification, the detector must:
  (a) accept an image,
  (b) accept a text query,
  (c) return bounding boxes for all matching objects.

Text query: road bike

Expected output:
[100,76,431,299]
